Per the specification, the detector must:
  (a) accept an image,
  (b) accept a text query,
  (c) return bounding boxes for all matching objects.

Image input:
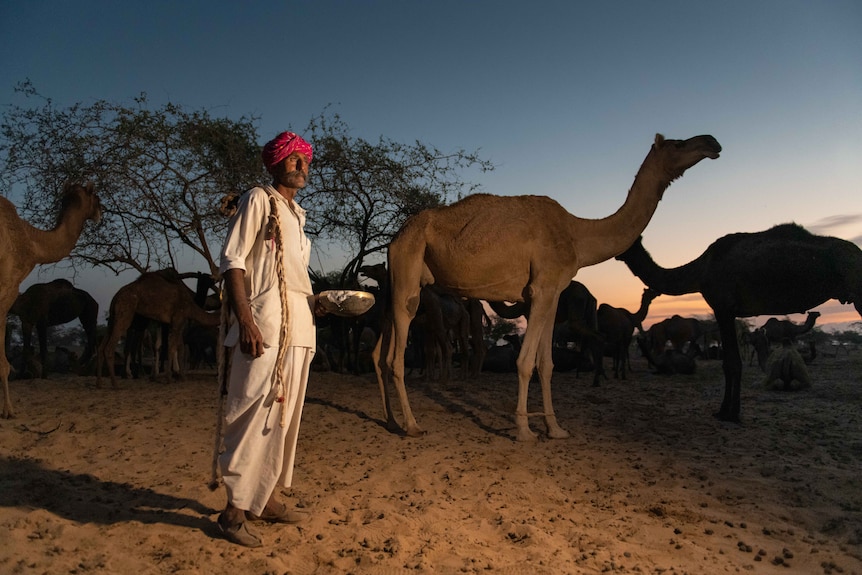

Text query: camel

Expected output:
[762,311,820,347]
[0,182,102,418]
[764,339,811,390]
[464,298,489,377]
[96,269,220,388]
[616,223,862,422]
[597,288,659,379]
[490,281,605,382]
[636,333,700,375]
[8,279,98,378]
[374,133,721,440]
[645,314,705,360]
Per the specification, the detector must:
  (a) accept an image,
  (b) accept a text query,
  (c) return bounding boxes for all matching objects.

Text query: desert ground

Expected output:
[1,349,860,575]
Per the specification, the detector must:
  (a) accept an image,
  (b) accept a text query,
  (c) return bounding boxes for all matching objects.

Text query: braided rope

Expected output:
[267,193,292,428]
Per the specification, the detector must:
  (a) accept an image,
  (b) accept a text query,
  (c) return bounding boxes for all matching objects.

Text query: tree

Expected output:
[0,81,264,277]
[300,108,495,285]
[2,85,493,285]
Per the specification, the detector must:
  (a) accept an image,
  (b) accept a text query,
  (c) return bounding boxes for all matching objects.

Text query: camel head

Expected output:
[649,134,721,186]
[60,181,102,225]
[358,263,388,287]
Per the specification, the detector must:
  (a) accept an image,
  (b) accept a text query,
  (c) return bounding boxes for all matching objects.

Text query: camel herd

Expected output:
[2,134,861,440]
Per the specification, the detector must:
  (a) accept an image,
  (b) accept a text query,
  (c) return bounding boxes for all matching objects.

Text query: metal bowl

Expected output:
[318,290,376,317]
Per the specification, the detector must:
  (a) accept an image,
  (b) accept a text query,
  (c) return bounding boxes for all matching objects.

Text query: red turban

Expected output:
[261,131,313,170]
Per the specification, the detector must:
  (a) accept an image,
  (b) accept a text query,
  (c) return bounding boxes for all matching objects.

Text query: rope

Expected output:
[266,193,292,428]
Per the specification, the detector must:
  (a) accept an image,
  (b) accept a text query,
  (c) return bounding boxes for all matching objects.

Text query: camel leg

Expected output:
[391,304,423,436]
[535,319,569,439]
[0,316,13,418]
[513,329,539,441]
[99,310,135,389]
[37,323,50,378]
[372,331,397,429]
[716,315,742,422]
[516,284,571,441]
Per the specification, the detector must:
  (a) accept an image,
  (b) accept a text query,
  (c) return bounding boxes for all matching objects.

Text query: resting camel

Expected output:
[764,339,811,390]
[597,287,659,379]
[636,334,700,375]
[9,279,98,378]
[0,182,102,418]
[762,311,820,347]
[616,223,862,422]
[374,133,721,440]
[96,269,220,388]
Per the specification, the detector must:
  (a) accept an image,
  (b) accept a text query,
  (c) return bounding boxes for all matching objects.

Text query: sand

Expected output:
[1,351,860,574]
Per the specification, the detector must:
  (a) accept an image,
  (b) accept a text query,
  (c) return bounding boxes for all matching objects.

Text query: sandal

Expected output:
[246,502,308,524]
[217,513,263,547]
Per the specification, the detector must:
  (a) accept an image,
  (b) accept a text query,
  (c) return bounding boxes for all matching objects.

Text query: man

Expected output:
[216,131,325,547]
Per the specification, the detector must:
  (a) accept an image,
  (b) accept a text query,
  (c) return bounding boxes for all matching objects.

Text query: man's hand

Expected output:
[238,318,265,358]
[313,294,328,317]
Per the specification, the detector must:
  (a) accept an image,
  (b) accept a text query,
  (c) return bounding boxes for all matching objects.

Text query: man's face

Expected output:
[274,152,310,189]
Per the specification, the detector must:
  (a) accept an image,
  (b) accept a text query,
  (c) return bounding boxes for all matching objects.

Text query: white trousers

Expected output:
[219,345,313,515]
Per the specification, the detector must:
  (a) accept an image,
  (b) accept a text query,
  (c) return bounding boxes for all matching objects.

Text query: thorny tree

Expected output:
[0,81,263,278]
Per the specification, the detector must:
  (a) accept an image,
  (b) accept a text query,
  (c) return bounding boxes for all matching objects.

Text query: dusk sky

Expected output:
[1,1,860,330]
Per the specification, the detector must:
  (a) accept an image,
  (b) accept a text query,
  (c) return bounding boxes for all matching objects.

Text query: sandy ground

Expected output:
[1,350,860,575]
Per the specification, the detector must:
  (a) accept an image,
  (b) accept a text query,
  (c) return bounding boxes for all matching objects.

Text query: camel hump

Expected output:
[47,278,74,289]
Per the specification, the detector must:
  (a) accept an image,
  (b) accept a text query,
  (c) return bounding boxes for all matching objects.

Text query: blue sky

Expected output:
[2,0,860,329]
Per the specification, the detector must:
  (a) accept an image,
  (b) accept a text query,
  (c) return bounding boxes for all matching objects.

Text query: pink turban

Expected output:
[261,131,313,170]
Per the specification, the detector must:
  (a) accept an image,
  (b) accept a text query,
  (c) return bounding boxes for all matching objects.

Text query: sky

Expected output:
[1,0,861,331]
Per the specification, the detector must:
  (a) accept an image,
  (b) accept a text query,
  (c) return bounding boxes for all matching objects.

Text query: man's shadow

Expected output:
[0,455,218,535]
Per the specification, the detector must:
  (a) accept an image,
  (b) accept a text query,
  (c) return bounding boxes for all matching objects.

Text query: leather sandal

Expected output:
[246,502,308,524]
[217,513,263,547]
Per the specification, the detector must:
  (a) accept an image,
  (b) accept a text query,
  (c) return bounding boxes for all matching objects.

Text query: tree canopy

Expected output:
[300,108,494,285]
[1,83,494,284]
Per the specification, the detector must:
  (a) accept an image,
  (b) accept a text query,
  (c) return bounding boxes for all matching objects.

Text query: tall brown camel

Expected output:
[616,223,862,422]
[96,269,220,388]
[597,287,659,379]
[762,311,820,347]
[0,182,102,418]
[374,133,721,441]
[9,278,99,378]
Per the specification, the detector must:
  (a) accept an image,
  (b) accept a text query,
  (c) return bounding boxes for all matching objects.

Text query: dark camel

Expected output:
[762,311,820,347]
[96,269,220,388]
[9,279,98,378]
[0,182,102,417]
[375,133,721,440]
[616,223,862,421]
[645,315,704,360]
[636,334,700,375]
[490,281,604,383]
[597,287,659,378]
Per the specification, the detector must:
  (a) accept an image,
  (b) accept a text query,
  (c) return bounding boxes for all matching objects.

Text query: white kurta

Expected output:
[217,185,316,515]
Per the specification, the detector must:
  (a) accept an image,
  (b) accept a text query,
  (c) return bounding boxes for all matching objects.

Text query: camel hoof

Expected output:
[515,428,538,442]
[547,427,570,440]
[713,410,740,423]
[405,424,425,437]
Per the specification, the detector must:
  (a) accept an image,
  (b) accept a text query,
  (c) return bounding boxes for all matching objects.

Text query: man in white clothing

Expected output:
[216,131,325,547]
